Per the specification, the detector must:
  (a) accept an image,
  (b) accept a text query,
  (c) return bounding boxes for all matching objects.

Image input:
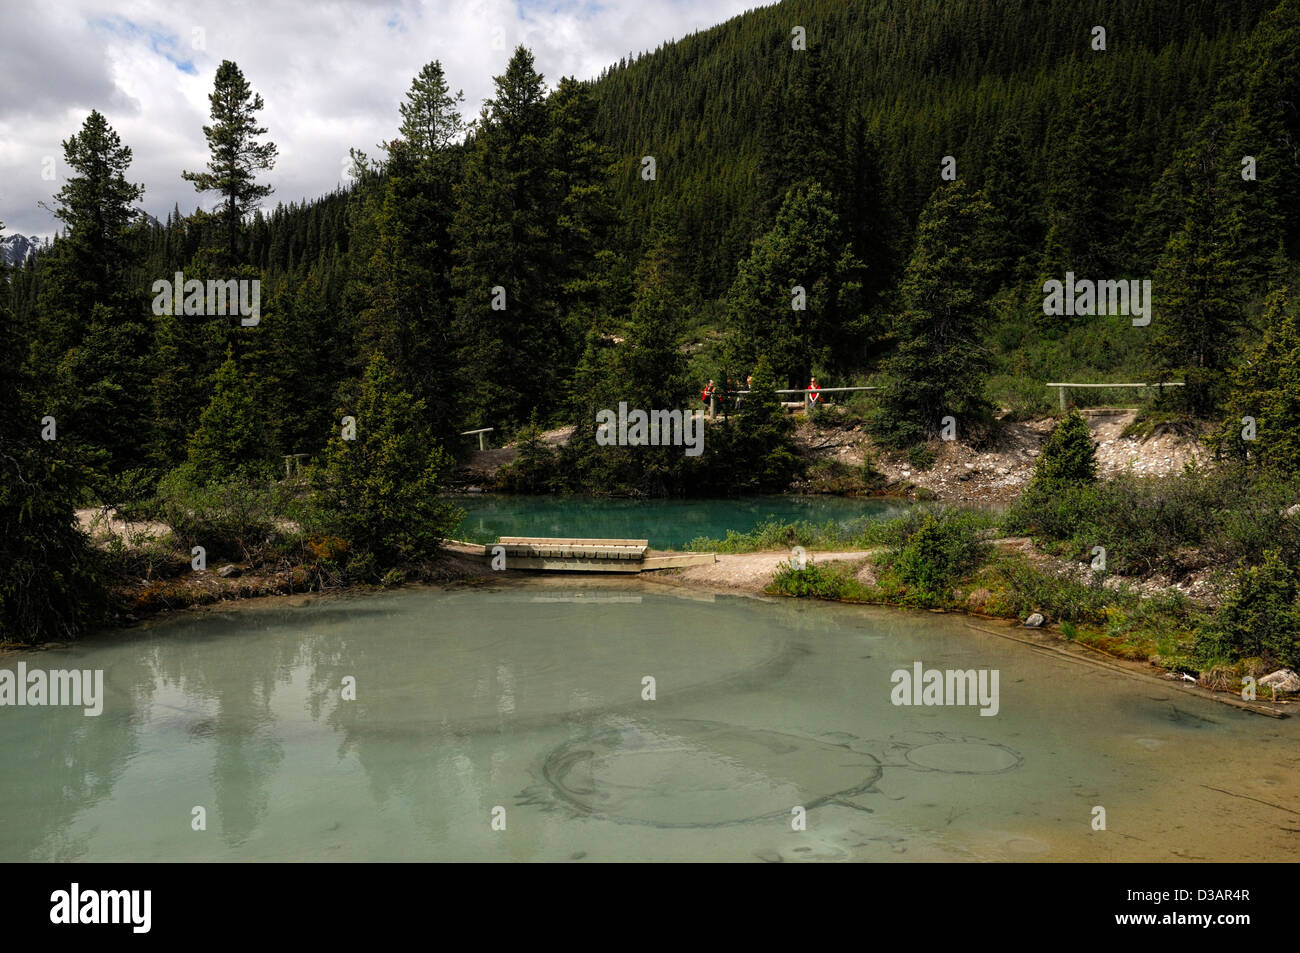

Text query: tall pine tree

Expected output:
[183,60,278,260]
[451,47,559,431]
[874,181,998,447]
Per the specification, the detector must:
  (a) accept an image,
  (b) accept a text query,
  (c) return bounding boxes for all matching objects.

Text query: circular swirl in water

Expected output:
[903,740,1023,774]
[541,718,883,828]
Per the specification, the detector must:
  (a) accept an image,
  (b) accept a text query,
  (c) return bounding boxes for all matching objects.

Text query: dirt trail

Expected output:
[651,550,876,593]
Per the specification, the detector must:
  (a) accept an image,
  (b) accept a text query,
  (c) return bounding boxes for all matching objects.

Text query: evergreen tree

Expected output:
[451,47,559,431]
[1030,410,1098,489]
[725,181,866,388]
[0,228,108,641]
[1210,286,1300,473]
[756,45,844,225]
[355,62,465,446]
[873,181,997,447]
[1044,66,1127,279]
[398,60,466,160]
[46,110,144,302]
[148,250,245,468]
[564,215,695,496]
[183,350,271,483]
[717,355,801,492]
[1220,0,1300,260]
[548,76,620,350]
[1147,176,1245,416]
[983,121,1043,283]
[183,60,278,260]
[308,355,461,568]
[30,111,151,478]
[1200,550,1300,667]
[251,262,351,459]
[841,111,902,302]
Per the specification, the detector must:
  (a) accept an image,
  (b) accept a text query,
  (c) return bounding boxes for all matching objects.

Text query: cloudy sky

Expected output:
[0,0,759,240]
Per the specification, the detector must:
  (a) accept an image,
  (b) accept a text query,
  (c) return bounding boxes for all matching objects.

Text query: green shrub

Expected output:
[1005,467,1300,577]
[877,508,991,606]
[769,560,858,599]
[986,557,1119,624]
[151,471,285,563]
[688,519,859,554]
[907,444,937,471]
[1033,410,1097,488]
[1197,550,1300,667]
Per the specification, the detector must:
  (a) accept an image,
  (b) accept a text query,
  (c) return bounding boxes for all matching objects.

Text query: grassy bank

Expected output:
[766,546,1199,669]
[758,439,1300,690]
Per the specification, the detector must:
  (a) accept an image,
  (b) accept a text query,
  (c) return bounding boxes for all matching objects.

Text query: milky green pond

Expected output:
[1,580,1296,862]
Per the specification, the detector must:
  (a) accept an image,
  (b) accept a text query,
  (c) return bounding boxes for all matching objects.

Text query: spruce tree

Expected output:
[725,182,866,388]
[1031,410,1098,490]
[183,350,271,483]
[1210,286,1300,473]
[1147,182,1245,417]
[47,110,144,300]
[983,121,1043,283]
[183,60,278,260]
[308,355,461,568]
[451,47,559,431]
[873,181,997,448]
[548,76,620,349]
[0,230,108,641]
[1044,66,1126,279]
[30,111,151,478]
[355,61,465,446]
[756,45,843,226]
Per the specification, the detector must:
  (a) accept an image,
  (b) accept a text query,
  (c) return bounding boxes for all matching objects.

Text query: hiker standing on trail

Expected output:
[702,380,715,406]
[725,377,740,411]
[736,374,754,409]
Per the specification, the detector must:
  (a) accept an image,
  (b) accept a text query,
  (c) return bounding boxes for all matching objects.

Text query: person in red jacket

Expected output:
[702,380,715,405]
[807,377,823,407]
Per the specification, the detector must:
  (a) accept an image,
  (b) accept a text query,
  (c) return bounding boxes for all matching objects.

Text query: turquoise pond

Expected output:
[451,494,908,548]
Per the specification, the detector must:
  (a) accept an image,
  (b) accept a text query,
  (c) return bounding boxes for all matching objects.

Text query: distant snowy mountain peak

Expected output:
[0,233,42,266]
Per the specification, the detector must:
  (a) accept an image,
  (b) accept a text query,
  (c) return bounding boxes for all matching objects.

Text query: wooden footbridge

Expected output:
[445,537,716,573]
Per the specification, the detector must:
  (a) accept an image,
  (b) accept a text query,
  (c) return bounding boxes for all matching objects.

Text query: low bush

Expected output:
[149,472,287,563]
[1196,550,1300,668]
[906,444,937,472]
[1005,467,1300,578]
[768,560,862,600]
[879,511,989,606]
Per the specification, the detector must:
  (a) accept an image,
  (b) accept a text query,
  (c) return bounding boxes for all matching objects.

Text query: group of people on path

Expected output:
[700,376,823,412]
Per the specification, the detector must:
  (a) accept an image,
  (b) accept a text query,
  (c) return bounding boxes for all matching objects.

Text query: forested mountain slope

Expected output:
[590,0,1279,295]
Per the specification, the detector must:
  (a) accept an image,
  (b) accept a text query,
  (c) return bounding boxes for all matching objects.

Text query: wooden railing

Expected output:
[708,385,878,417]
[461,427,494,450]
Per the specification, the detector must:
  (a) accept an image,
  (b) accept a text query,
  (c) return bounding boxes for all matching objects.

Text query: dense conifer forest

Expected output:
[4,0,1300,647]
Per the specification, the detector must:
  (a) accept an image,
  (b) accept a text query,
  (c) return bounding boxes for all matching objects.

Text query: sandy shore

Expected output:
[647,549,875,593]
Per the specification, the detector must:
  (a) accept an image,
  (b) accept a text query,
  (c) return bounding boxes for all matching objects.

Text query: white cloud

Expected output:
[0,0,758,239]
